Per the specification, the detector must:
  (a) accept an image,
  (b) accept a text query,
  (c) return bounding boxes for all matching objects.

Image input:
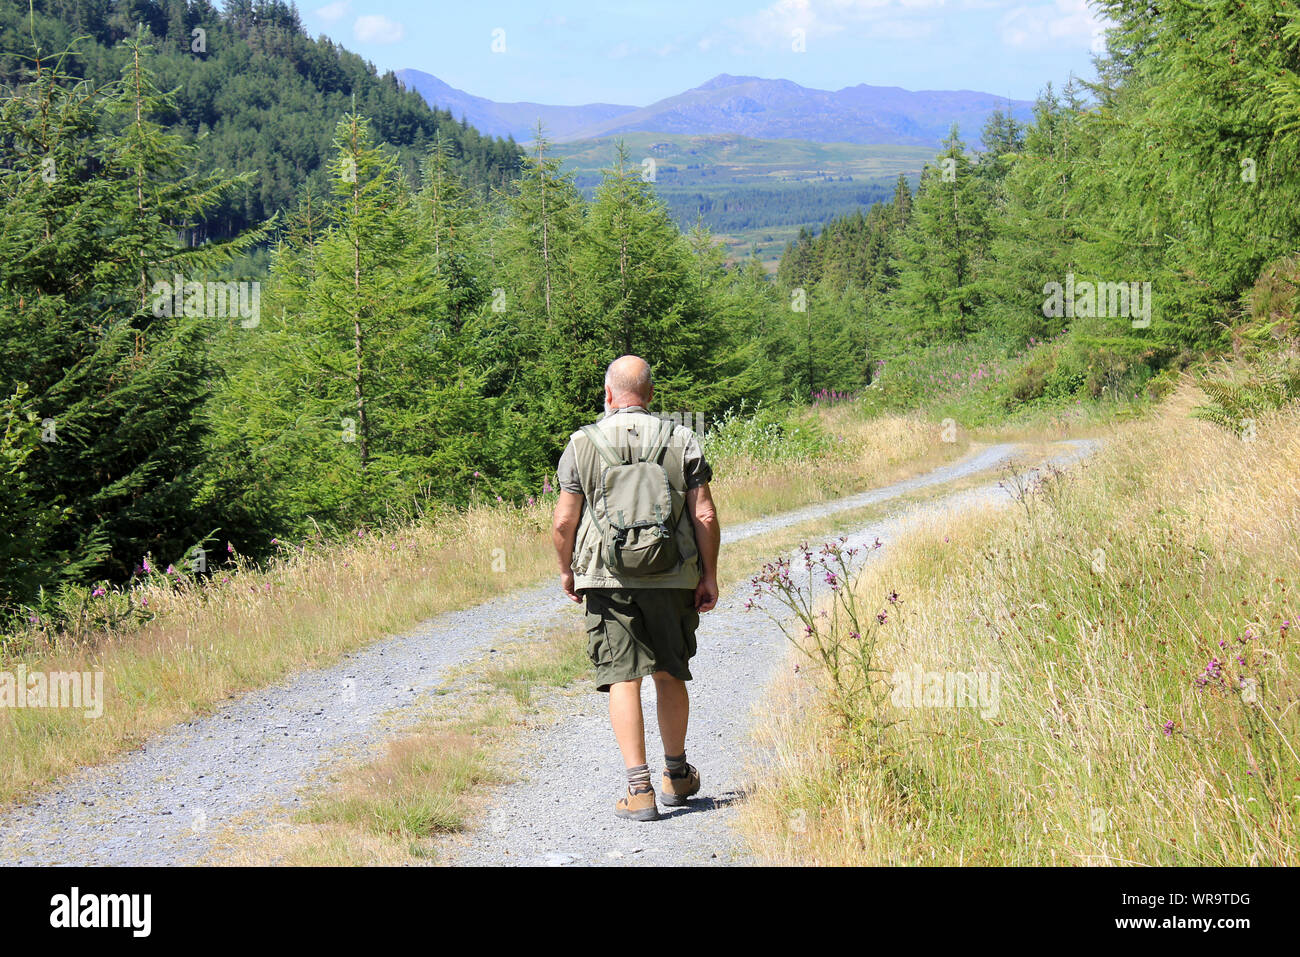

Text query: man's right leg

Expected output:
[651,671,689,757]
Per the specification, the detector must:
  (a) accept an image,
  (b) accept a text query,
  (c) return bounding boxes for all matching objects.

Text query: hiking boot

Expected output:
[615,785,660,822]
[660,764,700,806]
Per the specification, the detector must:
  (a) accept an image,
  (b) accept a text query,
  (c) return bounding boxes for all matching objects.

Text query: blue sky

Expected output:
[301,0,1105,106]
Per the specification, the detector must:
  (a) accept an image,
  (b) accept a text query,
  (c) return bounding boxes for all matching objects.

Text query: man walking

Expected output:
[552,355,720,821]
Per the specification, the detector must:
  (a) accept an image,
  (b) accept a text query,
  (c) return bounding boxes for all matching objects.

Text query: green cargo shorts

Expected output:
[583,588,699,693]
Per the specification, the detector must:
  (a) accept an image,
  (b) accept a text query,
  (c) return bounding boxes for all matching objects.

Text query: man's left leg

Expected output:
[608,676,646,768]
[654,671,701,805]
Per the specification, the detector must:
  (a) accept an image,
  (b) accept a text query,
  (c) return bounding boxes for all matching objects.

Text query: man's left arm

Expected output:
[552,490,584,603]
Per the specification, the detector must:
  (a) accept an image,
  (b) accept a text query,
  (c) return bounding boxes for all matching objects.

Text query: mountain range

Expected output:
[394,70,1034,148]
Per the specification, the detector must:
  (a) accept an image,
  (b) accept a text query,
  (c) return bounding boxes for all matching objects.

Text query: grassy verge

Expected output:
[705,405,971,521]
[211,629,592,866]
[739,387,1299,865]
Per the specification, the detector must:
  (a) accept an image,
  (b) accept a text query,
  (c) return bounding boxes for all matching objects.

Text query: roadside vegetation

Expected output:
[739,382,1300,865]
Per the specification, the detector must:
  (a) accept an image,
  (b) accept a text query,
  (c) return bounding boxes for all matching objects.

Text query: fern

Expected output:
[1192,361,1300,434]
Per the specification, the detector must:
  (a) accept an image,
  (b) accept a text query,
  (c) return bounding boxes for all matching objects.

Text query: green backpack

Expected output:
[579,416,681,577]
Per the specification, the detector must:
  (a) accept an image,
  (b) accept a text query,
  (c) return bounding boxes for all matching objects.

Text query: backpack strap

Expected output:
[639,416,675,464]
[580,424,625,468]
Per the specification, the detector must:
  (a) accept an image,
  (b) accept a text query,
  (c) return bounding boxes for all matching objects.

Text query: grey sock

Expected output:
[665,752,687,776]
[627,763,652,793]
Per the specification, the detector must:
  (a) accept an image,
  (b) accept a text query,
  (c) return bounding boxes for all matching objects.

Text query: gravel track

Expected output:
[0,441,1090,866]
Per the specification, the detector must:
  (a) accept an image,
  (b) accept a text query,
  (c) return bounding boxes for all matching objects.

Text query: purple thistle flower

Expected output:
[1162,720,1175,736]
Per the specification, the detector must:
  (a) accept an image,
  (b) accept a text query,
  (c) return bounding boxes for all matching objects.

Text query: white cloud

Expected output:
[708,0,945,53]
[313,1,349,22]
[1000,0,1104,50]
[354,14,406,45]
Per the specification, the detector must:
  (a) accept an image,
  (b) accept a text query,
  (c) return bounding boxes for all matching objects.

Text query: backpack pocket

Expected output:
[607,521,679,576]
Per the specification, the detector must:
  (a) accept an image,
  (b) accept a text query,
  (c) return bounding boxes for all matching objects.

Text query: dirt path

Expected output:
[0,441,1091,866]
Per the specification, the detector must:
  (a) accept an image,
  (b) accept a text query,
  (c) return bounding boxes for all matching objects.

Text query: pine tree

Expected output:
[1086,0,1300,347]
[982,84,1090,343]
[0,30,264,596]
[0,385,76,611]
[573,141,714,415]
[890,126,995,342]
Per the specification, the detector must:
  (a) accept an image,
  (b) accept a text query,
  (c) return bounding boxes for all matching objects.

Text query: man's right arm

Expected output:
[552,440,585,603]
[551,490,584,603]
[686,483,720,612]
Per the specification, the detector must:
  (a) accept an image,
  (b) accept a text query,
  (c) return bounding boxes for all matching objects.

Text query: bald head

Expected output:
[604,355,653,408]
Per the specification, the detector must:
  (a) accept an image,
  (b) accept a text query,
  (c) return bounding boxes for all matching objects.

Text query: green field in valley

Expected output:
[552,132,934,267]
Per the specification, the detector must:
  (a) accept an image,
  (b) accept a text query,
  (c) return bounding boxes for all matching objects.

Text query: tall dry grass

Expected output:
[0,503,555,804]
[740,388,1300,865]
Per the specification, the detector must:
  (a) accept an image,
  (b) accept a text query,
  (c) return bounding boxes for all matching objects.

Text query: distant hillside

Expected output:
[551,132,933,186]
[395,68,633,142]
[397,70,1033,148]
[0,0,523,241]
